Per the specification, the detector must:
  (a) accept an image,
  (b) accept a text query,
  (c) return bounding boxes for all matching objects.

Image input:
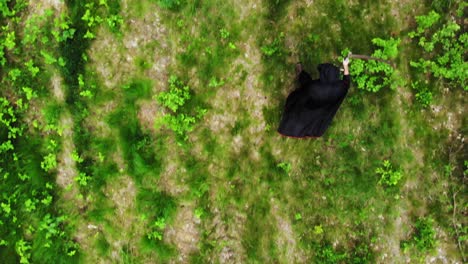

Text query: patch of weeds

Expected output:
[408,10,467,90]
[401,217,437,254]
[376,160,403,187]
[411,81,433,108]
[155,75,207,143]
[341,37,403,92]
[261,32,285,58]
[314,243,347,264]
[42,102,63,129]
[137,189,178,260]
[294,213,302,221]
[208,76,225,88]
[277,161,291,174]
[350,242,375,264]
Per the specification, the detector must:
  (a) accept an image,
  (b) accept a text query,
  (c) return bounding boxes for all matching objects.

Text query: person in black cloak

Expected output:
[277,58,351,138]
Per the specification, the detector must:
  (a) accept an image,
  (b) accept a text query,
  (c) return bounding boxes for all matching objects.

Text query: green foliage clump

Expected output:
[157,75,190,112]
[343,37,401,92]
[40,153,57,172]
[409,10,467,90]
[0,0,27,18]
[155,76,207,141]
[0,97,23,154]
[413,217,437,251]
[261,32,285,57]
[402,217,437,253]
[277,162,291,174]
[3,28,16,50]
[15,239,32,264]
[52,14,76,43]
[376,160,403,187]
[208,77,225,88]
[411,81,433,108]
[315,244,347,263]
[138,189,177,258]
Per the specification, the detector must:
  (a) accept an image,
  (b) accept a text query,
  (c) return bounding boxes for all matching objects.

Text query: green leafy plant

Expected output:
[220,28,230,39]
[314,225,324,235]
[0,0,12,17]
[376,160,403,187]
[75,172,92,186]
[24,60,39,77]
[155,76,206,141]
[22,11,54,46]
[41,50,57,65]
[81,5,103,28]
[22,86,37,101]
[208,77,225,88]
[83,30,95,39]
[194,208,204,219]
[294,213,302,220]
[4,29,16,50]
[147,217,166,241]
[106,14,123,33]
[0,97,22,154]
[411,81,433,107]
[261,32,285,57]
[41,153,57,172]
[156,75,190,112]
[343,37,402,92]
[277,162,292,174]
[315,244,348,264]
[71,150,84,163]
[15,239,31,264]
[402,217,437,253]
[413,217,436,251]
[52,14,76,42]
[8,68,21,82]
[38,214,66,248]
[409,10,467,90]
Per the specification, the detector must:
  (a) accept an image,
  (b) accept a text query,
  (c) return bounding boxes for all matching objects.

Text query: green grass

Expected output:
[0,0,466,263]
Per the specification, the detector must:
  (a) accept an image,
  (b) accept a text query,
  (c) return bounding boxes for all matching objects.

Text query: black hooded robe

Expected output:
[278,63,351,138]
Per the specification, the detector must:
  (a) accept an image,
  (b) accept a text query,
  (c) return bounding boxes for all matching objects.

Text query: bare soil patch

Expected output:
[207,206,247,264]
[102,175,142,262]
[271,199,306,263]
[165,202,201,262]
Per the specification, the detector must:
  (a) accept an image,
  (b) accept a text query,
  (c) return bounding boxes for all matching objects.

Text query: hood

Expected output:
[317,63,340,84]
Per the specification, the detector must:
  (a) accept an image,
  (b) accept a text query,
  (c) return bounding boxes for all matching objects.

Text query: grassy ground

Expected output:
[0,0,466,263]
